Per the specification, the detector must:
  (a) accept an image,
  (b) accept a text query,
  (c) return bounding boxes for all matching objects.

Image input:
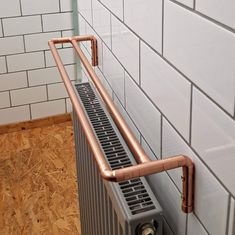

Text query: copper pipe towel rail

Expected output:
[48,35,194,213]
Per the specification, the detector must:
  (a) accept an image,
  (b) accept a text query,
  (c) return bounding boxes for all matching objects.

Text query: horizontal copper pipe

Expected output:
[48,36,194,213]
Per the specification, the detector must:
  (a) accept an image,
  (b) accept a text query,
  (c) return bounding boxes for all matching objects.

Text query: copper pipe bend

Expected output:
[48,36,194,213]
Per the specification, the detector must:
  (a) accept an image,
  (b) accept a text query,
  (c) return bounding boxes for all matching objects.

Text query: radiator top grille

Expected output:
[76,82,156,215]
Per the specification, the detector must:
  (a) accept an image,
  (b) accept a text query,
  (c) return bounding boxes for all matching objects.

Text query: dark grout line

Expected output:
[0,18,4,37]
[19,0,23,16]
[226,195,232,235]
[189,84,193,145]
[193,0,196,10]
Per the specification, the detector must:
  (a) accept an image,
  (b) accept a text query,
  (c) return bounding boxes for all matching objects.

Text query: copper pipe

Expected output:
[48,36,194,213]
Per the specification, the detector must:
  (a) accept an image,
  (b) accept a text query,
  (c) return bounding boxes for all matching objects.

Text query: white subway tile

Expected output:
[62,30,74,48]
[196,0,235,29]
[94,67,113,97]
[47,82,68,100]
[66,98,72,112]
[112,16,139,83]
[21,0,59,15]
[125,74,161,157]
[192,88,235,196]
[42,13,73,31]
[102,45,125,104]
[175,0,193,8]
[31,99,66,119]
[100,0,123,20]
[0,36,24,56]
[7,52,45,72]
[60,0,73,12]
[0,106,30,125]
[142,158,186,235]
[0,72,27,91]
[162,118,229,235]
[25,32,62,52]
[0,91,10,108]
[228,198,235,235]
[28,65,75,86]
[141,42,191,140]
[11,86,47,106]
[92,0,111,48]
[0,0,21,18]
[124,0,162,52]
[3,16,42,36]
[77,0,93,25]
[0,57,7,74]
[187,214,208,235]
[45,47,75,67]
[164,0,235,114]
[113,94,141,142]
[78,14,86,36]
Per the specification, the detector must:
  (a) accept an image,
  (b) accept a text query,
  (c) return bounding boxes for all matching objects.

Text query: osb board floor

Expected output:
[0,121,81,235]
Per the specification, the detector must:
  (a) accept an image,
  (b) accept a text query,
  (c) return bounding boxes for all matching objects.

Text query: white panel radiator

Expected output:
[72,82,163,235]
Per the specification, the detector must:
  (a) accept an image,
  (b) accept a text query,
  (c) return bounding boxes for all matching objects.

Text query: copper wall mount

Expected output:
[48,35,194,213]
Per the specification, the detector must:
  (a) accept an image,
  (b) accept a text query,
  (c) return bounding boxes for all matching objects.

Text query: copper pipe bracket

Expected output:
[48,35,194,213]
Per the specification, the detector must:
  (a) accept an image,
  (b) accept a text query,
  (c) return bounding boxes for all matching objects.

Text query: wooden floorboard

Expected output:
[0,120,81,235]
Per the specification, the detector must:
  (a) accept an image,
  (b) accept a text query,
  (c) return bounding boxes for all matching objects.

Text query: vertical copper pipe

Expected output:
[48,36,194,213]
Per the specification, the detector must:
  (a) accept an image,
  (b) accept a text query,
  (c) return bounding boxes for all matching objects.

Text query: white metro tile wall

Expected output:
[125,74,161,157]
[0,0,21,18]
[0,22,3,37]
[187,214,208,235]
[45,48,75,67]
[141,41,191,140]
[162,118,229,235]
[192,88,235,196]
[100,0,123,20]
[28,65,76,86]
[7,52,45,72]
[42,13,73,31]
[124,0,162,52]
[31,99,66,119]
[77,0,93,25]
[175,0,193,8]
[24,32,62,52]
[164,0,235,115]
[77,0,235,234]
[3,16,42,36]
[92,0,111,48]
[60,0,73,12]
[11,86,47,106]
[196,0,235,29]
[228,198,235,235]
[0,106,30,125]
[102,44,125,104]
[0,36,24,56]
[0,57,7,74]
[0,92,10,109]
[111,15,139,83]
[48,82,69,100]
[0,0,74,125]
[0,72,28,91]
[21,0,60,15]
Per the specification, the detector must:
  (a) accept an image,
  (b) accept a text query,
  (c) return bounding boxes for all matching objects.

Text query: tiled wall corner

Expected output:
[76,0,235,234]
[0,0,75,125]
